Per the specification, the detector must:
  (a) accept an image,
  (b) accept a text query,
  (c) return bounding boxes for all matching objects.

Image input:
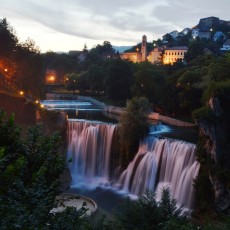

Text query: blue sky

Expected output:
[1,0,229,52]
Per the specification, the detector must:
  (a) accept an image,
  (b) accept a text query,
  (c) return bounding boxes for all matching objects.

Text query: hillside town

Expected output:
[120,16,230,64]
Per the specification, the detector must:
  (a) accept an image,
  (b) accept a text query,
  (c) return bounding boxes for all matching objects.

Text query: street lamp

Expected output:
[47,75,55,84]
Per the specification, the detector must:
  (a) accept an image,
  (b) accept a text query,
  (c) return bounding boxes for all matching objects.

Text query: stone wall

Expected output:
[149,112,195,127]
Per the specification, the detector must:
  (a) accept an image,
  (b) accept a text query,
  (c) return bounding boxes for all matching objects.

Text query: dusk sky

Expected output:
[1,0,229,53]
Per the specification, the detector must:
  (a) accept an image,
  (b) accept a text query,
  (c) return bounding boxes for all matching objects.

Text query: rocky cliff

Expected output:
[197,96,230,211]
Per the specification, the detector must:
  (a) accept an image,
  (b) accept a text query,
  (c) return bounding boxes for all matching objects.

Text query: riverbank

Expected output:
[46,93,195,127]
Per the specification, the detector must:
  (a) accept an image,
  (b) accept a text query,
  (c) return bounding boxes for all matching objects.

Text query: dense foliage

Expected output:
[0,18,44,98]
[0,110,64,228]
[114,188,196,230]
[119,97,150,165]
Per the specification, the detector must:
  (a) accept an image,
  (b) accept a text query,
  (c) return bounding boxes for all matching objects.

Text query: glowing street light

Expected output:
[47,75,55,84]
[49,76,55,82]
[19,90,24,96]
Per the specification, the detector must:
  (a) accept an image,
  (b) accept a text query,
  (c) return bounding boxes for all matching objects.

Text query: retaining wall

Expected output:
[46,93,195,127]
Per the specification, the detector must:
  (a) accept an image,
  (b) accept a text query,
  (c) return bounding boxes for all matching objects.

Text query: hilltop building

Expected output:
[220,39,230,51]
[213,31,226,41]
[163,46,188,64]
[147,47,163,64]
[120,35,148,63]
[141,35,147,61]
[120,35,188,65]
[199,16,220,31]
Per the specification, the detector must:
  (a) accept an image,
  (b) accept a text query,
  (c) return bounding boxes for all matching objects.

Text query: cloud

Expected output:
[0,0,229,52]
[153,0,230,30]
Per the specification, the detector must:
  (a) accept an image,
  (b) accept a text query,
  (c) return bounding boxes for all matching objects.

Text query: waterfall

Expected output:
[117,136,200,209]
[67,119,200,209]
[67,119,116,187]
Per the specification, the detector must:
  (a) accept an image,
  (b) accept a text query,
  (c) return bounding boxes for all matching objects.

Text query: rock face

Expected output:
[199,96,230,212]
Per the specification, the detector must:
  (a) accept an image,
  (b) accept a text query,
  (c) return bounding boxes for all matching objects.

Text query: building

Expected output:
[213,31,226,42]
[169,30,179,39]
[120,35,147,63]
[220,39,230,51]
[181,28,191,35]
[120,36,188,65]
[199,16,219,31]
[120,51,139,62]
[163,46,188,64]
[198,31,211,40]
[147,47,163,64]
[192,29,199,39]
[141,35,147,61]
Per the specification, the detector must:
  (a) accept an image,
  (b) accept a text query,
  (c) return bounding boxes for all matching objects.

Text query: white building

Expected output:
[163,46,188,64]
[220,39,230,51]
[192,29,199,39]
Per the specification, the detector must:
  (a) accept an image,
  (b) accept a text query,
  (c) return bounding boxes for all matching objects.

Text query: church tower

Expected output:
[141,35,147,61]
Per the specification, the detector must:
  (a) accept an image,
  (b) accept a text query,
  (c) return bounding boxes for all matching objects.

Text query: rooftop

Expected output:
[165,46,188,50]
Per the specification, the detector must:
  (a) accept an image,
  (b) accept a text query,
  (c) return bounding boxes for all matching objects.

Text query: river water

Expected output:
[40,99,199,213]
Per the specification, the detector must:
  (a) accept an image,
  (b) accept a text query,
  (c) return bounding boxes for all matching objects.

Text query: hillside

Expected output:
[0,93,36,125]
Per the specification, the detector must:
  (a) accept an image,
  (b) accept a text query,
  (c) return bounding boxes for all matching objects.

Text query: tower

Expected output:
[141,35,147,61]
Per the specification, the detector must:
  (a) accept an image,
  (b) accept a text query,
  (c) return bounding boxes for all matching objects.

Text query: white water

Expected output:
[117,136,200,209]
[67,119,200,209]
[39,100,101,111]
[67,119,116,187]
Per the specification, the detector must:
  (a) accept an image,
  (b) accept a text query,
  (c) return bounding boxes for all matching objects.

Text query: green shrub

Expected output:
[192,105,215,122]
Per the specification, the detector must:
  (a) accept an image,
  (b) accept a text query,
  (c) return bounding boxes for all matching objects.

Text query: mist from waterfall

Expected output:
[67,119,200,209]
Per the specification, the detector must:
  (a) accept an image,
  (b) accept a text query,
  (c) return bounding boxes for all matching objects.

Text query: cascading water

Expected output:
[67,119,116,187]
[117,136,200,209]
[67,119,200,210]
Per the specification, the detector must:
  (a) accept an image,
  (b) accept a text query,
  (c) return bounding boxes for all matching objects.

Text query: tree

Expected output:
[16,40,44,98]
[185,42,205,63]
[42,52,79,83]
[0,110,95,229]
[0,110,64,227]
[87,64,106,92]
[65,72,80,92]
[208,55,230,81]
[0,18,18,85]
[114,188,196,230]
[0,18,18,58]
[105,59,134,104]
[119,97,150,165]
[131,62,165,104]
